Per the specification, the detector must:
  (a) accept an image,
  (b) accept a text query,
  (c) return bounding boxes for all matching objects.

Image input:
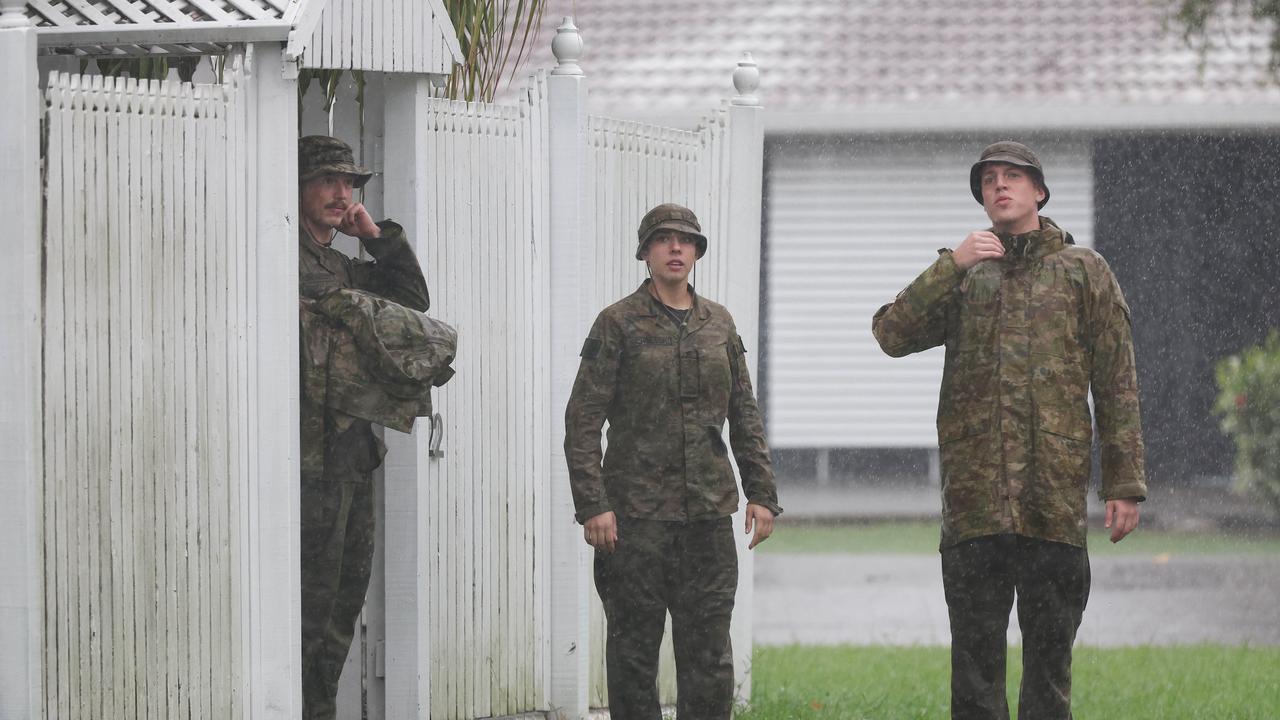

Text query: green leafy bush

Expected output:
[1215,330,1280,515]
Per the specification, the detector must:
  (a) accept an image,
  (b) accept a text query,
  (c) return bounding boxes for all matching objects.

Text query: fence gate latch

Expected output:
[428,412,444,458]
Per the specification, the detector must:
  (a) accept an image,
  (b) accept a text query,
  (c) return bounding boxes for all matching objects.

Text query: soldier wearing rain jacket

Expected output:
[565,203,781,720]
[872,141,1147,720]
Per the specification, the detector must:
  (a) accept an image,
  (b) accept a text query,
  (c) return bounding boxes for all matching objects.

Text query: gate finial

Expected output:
[0,0,31,28]
[551,16,584,76]
[552,16,586,76]
[732,53,760,107]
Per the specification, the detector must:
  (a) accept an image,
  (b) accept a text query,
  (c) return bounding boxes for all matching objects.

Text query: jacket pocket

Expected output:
[697,342,732,414]
[1037,409,1092,444]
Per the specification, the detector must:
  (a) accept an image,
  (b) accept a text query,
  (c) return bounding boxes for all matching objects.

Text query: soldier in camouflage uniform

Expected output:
[872,141,1147,720]
[565,203,782,720]
[297,135,430,720]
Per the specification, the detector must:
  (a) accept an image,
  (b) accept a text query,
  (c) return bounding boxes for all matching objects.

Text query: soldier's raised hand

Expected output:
[953,231,1004,270]
[339,202,381,239]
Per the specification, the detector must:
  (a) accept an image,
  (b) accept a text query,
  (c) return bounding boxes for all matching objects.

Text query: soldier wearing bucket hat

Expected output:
[296,135,431,720]
[300,134,375,187]
[872,141,1147,720]
[968,140,1050,210]
[634,202,709,259]
[566,203,781,719]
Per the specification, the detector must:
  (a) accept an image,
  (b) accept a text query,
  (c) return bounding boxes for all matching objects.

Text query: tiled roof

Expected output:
[523,0,1280,130]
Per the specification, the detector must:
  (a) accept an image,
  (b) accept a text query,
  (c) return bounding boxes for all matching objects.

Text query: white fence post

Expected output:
[546,16,592,719]
[380,74,433,720]
[245,41,302,720]
[0,13,43,720]
[721,52,766,704]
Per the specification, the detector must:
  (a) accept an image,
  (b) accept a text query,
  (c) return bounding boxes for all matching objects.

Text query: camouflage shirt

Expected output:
[565,281,782,524]
[299,221,430,483]
[872,218,1146,548]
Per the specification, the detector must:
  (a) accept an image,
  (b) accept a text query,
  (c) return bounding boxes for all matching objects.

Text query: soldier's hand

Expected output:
[952,231,1004,270]
[744,503,775,550]
[338,202,381,239]
[584,511,618,553]
[1104,498,1140,543]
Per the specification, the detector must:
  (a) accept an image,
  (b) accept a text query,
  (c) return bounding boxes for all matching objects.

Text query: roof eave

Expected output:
[762,103,1280,134]
[38,21,293,50]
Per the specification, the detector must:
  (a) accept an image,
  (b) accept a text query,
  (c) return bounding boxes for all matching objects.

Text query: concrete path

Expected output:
[754,552,1280,646]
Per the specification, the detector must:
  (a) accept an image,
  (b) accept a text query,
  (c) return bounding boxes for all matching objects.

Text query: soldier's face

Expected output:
[300,173,356,232]
[643,230,697,284]
[980,162,1044,232]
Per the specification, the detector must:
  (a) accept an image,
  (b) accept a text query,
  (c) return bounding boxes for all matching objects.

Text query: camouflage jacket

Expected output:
[302,288,456,433]
[565,281,782,524]
[299,221,431,483]
[872,218,1146,548]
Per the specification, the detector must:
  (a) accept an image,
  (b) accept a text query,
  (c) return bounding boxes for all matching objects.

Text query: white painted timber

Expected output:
[295,0,460,74]
[548,20,592,714]
[721,64,766,702]
[384,70,551,720]
[244,40,301,720]
[0,23,43,720]
[38,52,256,719]
[25,0,294,26]
[765,136,1094,449]
[381,73,433,720]
[25,0,306,54]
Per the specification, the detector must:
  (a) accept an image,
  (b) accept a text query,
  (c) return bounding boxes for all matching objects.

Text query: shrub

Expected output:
[1214,330,1280,516]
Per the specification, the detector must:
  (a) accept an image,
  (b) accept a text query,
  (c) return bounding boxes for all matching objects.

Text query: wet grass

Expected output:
[759,521,1280,556]
[738,644,1280,719]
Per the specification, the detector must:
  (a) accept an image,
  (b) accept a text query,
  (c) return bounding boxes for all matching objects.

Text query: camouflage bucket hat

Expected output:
[299,135,373,188]
[635,203,708,260]
[969,140,1050,209]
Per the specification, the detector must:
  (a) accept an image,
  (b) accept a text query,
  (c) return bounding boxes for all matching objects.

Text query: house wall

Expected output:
[1093,133,1280,485]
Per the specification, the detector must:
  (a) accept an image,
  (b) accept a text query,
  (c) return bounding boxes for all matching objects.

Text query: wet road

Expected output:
[754,553,1280,646]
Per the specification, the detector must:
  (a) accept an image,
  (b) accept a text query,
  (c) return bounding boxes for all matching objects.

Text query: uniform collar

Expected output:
[631,279,713,335]
[994,216,1068,263]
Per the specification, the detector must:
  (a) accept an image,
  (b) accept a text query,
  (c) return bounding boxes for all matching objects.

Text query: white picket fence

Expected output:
[40,67,252,720]
[2,23,765,720]
[411,76,551,719]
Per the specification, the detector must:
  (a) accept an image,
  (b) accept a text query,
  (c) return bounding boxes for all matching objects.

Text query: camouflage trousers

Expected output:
[942,534,1091,720]
[594,516,738,720]
[300,474,375,720]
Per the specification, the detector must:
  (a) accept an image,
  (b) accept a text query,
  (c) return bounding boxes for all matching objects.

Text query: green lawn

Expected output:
[760,521,1280,556]
[738,645,1280,719]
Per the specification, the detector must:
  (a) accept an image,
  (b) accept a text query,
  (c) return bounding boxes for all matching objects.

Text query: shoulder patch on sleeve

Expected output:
[581,337,603,359]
